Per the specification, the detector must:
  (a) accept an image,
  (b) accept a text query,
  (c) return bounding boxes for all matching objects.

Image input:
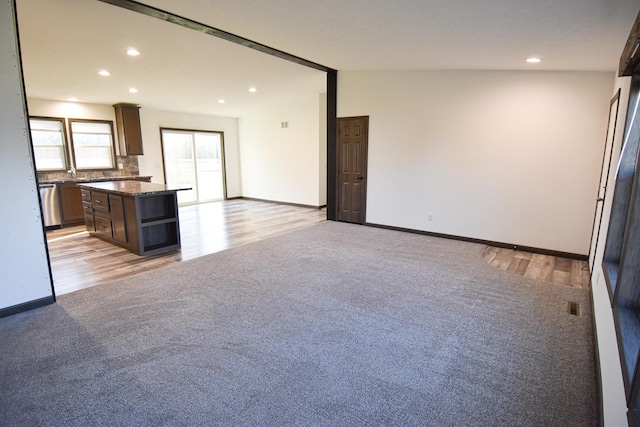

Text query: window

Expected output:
[603,73,640,424]
[29,117,68,171]
[69,120,116,170]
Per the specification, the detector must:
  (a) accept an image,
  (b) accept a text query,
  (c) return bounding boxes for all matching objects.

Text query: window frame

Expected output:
[68,118,117,171]
[28,116,70,172]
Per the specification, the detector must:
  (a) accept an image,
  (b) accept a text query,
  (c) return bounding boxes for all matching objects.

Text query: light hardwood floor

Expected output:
[47,200,589,295]
[47,199,326,295]
[482,246,590,289]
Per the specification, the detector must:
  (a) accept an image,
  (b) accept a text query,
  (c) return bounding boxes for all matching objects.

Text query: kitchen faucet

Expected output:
[67,166,77,179]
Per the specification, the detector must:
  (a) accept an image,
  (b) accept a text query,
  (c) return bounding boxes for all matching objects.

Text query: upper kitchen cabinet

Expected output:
[114,103,143,156]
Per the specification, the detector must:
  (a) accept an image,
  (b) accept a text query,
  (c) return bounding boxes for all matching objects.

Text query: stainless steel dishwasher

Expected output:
[39,183,62,228]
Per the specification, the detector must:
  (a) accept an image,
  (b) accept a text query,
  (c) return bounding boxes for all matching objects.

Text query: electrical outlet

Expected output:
[428,214,433,222]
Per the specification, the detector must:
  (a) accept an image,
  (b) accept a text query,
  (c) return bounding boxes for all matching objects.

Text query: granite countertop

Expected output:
[39,176,152,185]
[78,180,191,197]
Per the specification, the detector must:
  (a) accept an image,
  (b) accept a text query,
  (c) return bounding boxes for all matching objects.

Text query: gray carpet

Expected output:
[0,221,597,426]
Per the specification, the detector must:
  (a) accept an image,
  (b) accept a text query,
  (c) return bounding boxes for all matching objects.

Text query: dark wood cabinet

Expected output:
[92,191,109,214]
[59,183,84,225]
[109,194,127,244]
[82,188,115,240]
[80,181,183,256]
[80,188,94,231]
[114,103,143,155]
[94,216,112,238]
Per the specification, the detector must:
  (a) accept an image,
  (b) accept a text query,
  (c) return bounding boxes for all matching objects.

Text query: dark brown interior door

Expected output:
[337,116,369,224]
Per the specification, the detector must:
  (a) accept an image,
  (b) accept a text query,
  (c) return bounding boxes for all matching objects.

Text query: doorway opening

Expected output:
[161,128,226,206]
[14,0,337,305]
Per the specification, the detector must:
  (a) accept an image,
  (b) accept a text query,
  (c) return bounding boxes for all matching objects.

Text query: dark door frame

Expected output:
[159,127,228,204]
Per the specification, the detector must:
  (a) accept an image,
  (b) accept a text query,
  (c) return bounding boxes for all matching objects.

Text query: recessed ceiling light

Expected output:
[218,99,226,104]
[126,48,140,56]
[526,57,542,63]
[98,70,111,76]
[128,88,138,93]
[249,87,257,93]
[67,97,78,102]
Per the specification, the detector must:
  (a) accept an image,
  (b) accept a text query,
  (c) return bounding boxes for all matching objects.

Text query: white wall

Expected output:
[238,94,324,206]
[590,74,633,426]
[338,70,614,255]
[26,99,242,198]
[137,109,241,197]
[0,0,53,311]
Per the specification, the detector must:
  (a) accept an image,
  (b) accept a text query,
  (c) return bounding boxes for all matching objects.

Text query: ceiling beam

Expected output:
[96,0,336,73]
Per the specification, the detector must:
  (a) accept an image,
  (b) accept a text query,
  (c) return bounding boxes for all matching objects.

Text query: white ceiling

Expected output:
[144,0,640,71]
[16,0,640,118]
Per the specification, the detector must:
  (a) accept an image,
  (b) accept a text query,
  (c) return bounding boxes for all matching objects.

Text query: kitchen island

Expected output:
[78,181,190,256]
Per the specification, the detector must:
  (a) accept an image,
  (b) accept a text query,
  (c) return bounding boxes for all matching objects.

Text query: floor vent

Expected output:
[568,301,580,316]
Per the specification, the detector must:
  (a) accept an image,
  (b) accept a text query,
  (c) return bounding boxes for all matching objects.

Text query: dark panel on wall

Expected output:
[327,70,337,220]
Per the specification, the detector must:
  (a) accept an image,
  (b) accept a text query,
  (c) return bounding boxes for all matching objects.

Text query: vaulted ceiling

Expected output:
[16,0,639,117]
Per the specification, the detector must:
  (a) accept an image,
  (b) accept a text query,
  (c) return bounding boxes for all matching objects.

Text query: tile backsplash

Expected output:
[37,156,140,182]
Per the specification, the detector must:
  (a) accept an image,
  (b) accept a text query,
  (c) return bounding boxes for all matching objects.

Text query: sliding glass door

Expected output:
[161,129,225,205]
